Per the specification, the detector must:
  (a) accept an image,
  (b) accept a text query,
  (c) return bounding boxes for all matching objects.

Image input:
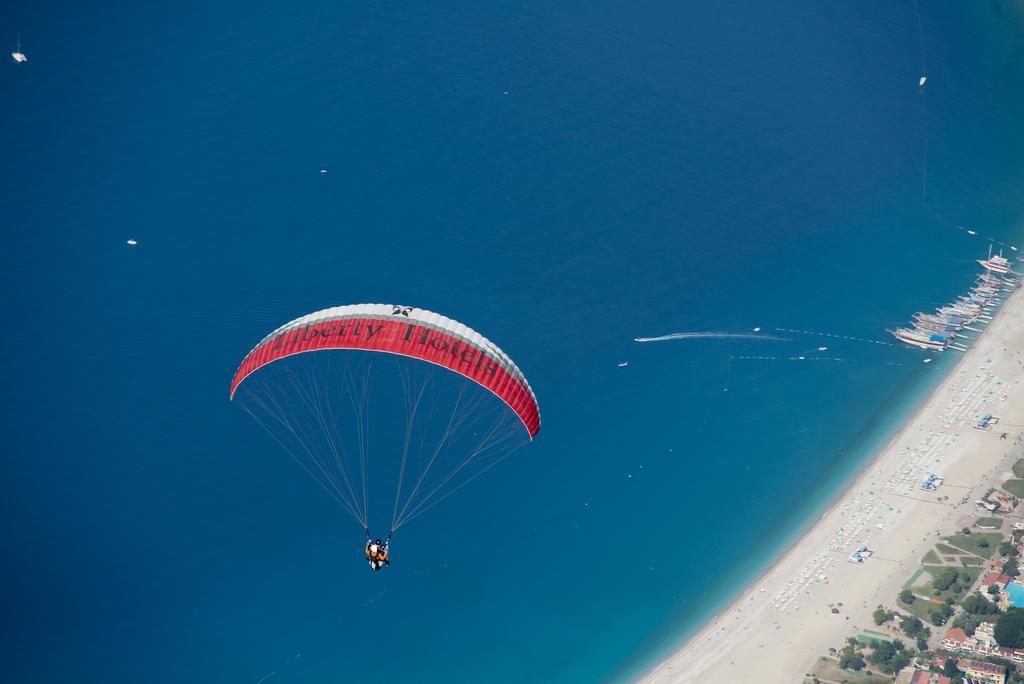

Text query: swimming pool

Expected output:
[1005,582,1024,607]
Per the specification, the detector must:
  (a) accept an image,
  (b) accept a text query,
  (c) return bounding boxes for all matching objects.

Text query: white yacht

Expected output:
[12,33,27,63]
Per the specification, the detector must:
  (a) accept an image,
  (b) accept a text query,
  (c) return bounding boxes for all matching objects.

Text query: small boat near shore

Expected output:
[11,33,27,63]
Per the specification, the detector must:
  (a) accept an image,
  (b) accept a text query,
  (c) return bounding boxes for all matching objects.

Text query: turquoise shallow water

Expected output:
[1007,583,1024,608]
[2,1,1023,682]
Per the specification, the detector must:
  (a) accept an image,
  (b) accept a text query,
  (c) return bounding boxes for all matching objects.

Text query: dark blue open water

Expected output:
[2,1,1023,681]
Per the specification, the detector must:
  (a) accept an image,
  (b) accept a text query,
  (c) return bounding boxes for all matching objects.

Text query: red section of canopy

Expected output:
[230,317,540,438]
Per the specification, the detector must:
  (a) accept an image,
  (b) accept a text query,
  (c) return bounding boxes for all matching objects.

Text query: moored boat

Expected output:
[889,327,948,351]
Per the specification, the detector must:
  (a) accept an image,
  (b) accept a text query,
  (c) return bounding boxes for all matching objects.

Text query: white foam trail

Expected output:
[634,332,789,343]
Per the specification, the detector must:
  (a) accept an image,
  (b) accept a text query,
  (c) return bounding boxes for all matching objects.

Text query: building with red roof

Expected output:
[956,657,1006,684]
[893,668,952,684]
[941,627,1024,664]
[981,571,1012,588]
[941,627,968,650]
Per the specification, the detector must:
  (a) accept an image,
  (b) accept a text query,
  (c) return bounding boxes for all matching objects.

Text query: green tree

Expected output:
[996,608,1024,648]
[1005,559,1020,578]
[900,589,916,604]
[867,640,910,675]
[902,616,925,638]
[930,605,953,626]
[943,658,960,677]
[870,641,895,661]
[873,607,891,625]
[838,645,865,671]
[953,613,983,636]
[963,592,1000,615]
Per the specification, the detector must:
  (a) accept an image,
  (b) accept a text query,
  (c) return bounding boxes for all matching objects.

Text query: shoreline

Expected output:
[640,283,1024,683]
[633,338,958,676]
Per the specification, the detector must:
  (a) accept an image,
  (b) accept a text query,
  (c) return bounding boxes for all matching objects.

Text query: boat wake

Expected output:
[634,331,789,343]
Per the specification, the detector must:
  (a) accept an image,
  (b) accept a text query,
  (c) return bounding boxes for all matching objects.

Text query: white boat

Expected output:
[11,33,26,63]
[952,298,985,310]
[126,239,138,246]
[947,306,981,318]
[889,327,947,351]
[915,313,966,328]
[919,76,927,87]
[617,361,628,368]
[977,273,1014,290]
[978,246,1014,274]
[936,307,976,321]
[914,320,958,334]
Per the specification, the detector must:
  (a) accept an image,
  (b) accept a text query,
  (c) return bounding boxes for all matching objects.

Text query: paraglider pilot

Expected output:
[364,529,390,572]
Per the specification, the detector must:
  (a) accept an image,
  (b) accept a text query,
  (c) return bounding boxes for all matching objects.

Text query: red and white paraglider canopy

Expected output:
[230,304,541,438]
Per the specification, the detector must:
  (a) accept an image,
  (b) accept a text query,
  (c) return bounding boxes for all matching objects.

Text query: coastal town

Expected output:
[807,454,1024,684]
[797,259,1024,684]
[644,257,1024,683]
[791,255,1024,682]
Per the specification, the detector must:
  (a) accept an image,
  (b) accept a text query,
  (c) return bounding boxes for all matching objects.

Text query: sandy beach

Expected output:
[642,285,1024,683]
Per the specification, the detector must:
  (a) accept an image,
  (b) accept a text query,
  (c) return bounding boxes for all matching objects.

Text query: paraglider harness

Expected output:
[365,529,391,572]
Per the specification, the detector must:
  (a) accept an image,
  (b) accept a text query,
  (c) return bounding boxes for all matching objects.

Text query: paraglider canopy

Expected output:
[231,304,540,437]
[231,304,540,542]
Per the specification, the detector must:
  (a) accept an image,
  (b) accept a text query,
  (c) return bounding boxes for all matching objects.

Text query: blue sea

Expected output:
[3,1,1023,682]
